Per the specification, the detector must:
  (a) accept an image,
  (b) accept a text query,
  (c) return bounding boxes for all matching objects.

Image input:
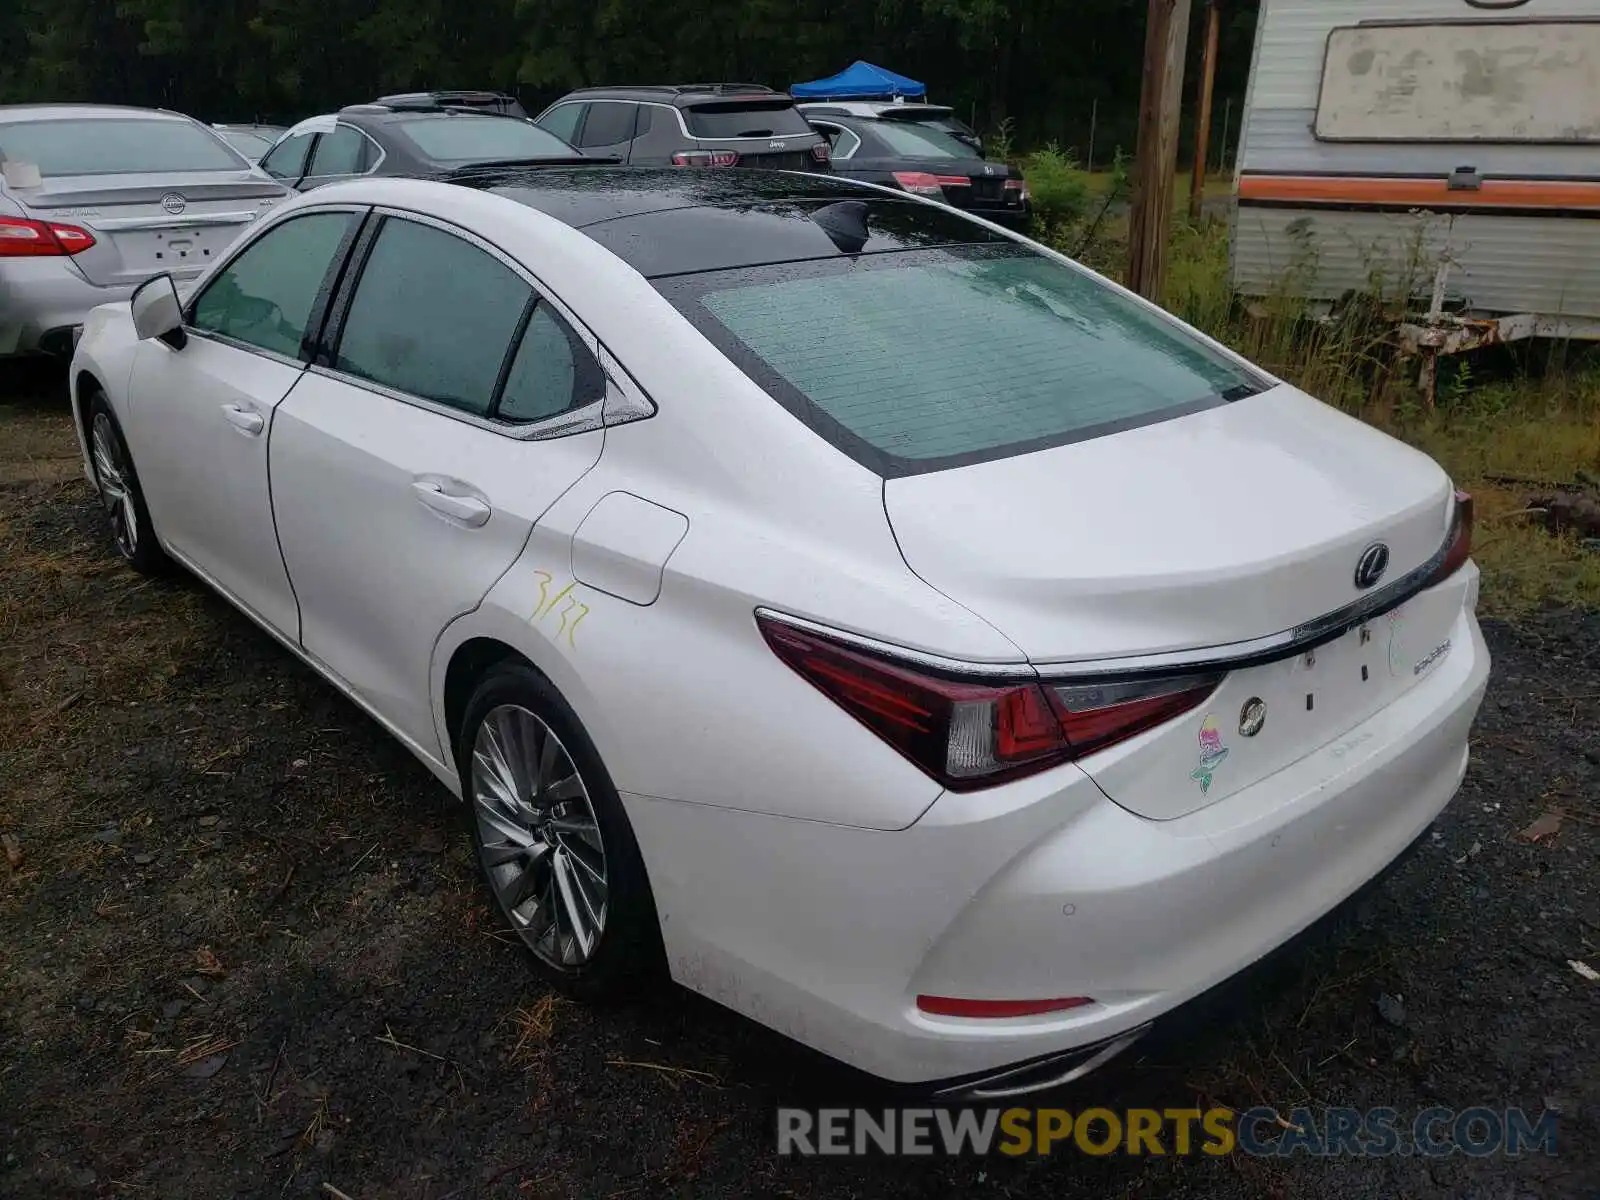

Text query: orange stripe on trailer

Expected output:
[1238,175,1600,211]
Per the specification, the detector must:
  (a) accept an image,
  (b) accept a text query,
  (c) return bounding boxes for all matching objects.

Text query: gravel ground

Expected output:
[2,369,1596,1198]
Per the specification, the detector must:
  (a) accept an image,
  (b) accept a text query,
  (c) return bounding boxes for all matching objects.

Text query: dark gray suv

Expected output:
[534,84,832,171]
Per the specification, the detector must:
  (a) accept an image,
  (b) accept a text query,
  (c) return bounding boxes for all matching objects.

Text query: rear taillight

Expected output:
[671,150,740,168]
[0,215,97,257]
[809,142,831,165]
[757,614,1222,791]
[1004,178,1028,203]
[890,171,968,197]
[1426,490,1473,585]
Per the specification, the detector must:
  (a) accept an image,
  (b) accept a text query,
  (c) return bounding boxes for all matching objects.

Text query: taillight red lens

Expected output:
[809,142,831,164]
[0,215,97,257]
[757,614,1222,791]
[1427,490,1473,585]
[891,171,945,196]
[917,995,1093,1019]
[671,150,740,167]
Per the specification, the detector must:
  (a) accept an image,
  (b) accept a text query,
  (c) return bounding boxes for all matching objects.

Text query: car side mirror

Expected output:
[130,273,187,349]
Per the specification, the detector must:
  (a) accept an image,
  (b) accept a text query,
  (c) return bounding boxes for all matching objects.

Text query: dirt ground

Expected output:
[2,366,1596,1199]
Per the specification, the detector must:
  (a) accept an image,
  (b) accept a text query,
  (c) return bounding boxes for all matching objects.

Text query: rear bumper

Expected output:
[0,258,130,358]
[625,592,1489,1088]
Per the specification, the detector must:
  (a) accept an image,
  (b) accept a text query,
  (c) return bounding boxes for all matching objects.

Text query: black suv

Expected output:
[534,84,832,171]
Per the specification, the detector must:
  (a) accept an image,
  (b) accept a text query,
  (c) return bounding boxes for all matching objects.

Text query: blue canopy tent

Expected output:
[790,62,927,101]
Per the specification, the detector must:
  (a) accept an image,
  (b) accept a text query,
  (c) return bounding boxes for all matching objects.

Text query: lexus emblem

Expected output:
[160,192,187,215]
[983,164,994,175]
[1238,697,1266,738]
[1353,543,1390,590]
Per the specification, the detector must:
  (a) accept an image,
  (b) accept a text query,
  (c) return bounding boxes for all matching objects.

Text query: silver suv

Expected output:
[0,104,290,358]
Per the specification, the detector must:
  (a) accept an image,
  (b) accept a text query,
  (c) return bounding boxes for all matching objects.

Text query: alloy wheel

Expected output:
[469,704,609,968]
[90,412,138,558]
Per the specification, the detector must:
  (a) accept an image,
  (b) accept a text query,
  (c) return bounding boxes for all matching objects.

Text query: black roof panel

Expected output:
[479,167,868,227]
[469,168,1009,277]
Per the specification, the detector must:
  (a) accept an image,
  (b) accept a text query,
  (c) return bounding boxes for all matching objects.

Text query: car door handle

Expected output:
[221,403,265,436]
[412,480,491,527]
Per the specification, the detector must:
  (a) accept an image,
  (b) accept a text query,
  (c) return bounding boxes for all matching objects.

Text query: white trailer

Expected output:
[1231,0,1600,379]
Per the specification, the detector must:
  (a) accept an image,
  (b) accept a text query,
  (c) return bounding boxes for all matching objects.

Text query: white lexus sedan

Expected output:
[69,168,1489,1099]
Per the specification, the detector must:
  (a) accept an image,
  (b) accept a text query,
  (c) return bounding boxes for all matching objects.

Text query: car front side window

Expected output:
[188,211,359,359]
[332,217,532,418]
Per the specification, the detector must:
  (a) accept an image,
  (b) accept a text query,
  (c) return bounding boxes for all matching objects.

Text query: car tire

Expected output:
[455,660,663,1000]
[85,390,169,575]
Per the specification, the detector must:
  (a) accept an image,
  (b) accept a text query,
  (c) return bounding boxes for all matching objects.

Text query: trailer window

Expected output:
[1316,20,1600,144]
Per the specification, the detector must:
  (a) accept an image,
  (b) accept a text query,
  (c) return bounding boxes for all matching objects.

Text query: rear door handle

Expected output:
[221,403,264,436]
[412,479,492,527]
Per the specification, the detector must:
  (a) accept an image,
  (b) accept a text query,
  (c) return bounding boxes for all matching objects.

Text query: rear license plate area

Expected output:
[112,225,235,272]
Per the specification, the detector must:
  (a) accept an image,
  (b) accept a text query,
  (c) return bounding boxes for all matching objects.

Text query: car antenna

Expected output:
[810,200,870,255]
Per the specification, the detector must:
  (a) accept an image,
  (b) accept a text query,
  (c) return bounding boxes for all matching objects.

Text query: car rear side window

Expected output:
[334,218,531,417]
[190,212,358,359]
[307,125,372,175]
[0,118,243,176]
[657,245,1266,476]
[394,115,578,163]
[496,305,605,423]
[261,131,314,180]
[682,100,813,138]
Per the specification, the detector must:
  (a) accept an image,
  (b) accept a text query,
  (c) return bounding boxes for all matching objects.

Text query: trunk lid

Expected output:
[15,171,287,287]
[884,387,1462,818]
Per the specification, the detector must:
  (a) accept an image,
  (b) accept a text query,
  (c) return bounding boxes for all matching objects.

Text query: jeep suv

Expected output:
[534,84,831,171]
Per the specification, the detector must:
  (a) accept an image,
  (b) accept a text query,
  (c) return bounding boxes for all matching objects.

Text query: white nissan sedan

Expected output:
[69,169,1489,1098]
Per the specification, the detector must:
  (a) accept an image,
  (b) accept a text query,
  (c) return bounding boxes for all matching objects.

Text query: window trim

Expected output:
[181,204,370,367]
[310,205,627,442]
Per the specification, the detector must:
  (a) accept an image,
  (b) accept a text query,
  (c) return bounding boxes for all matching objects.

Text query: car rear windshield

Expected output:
[869,121,974,159]
[0,118,244,177]
[392,115,578,163]
[656,244,1267,476]
[682,100,814,139]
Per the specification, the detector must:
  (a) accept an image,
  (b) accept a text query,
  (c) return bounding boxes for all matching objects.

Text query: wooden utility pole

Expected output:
[1126,0,1193,302]
[1189,0,1222,223]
